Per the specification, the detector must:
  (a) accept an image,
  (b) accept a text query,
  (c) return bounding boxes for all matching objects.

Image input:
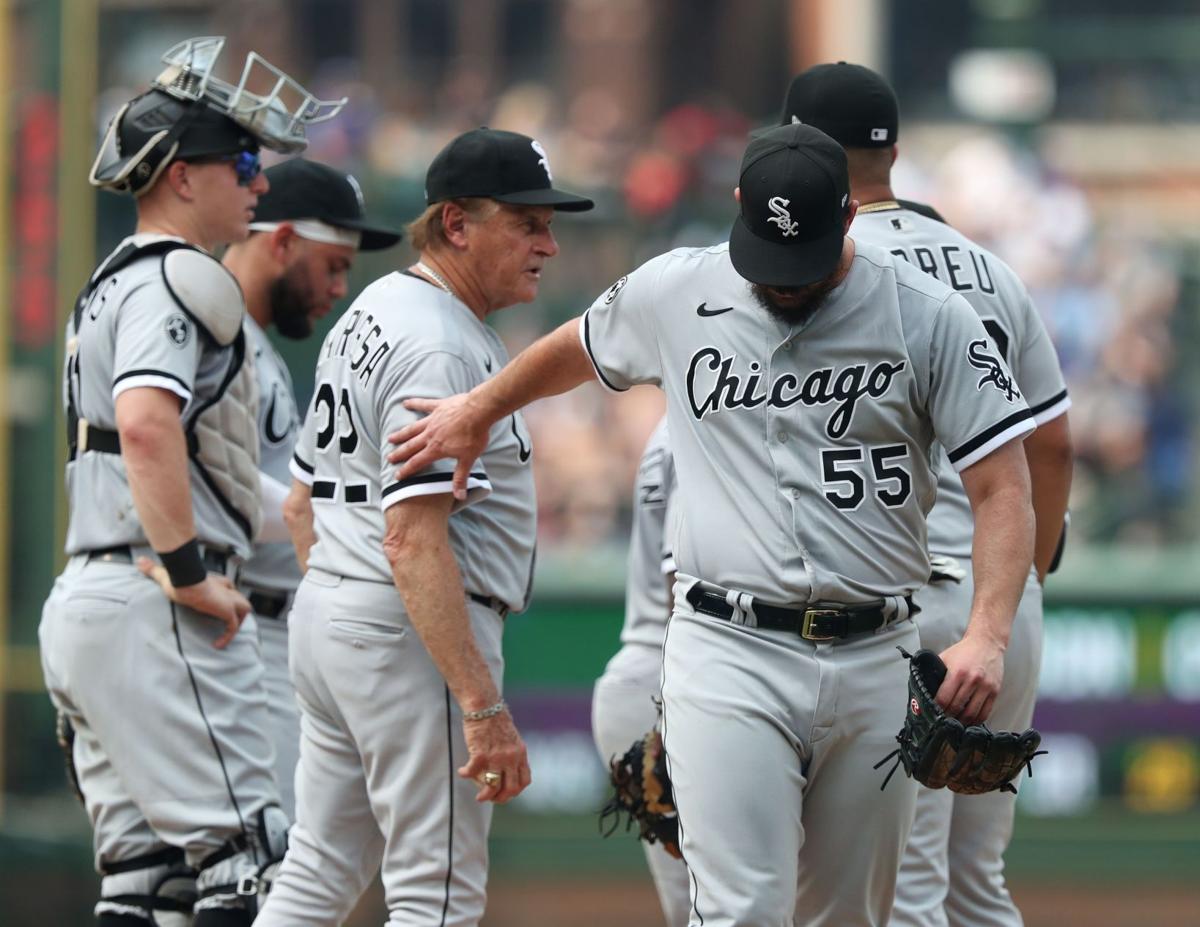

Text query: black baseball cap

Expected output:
[252,158,402,251]
[729,123,851,288]
[425,127,594,212]
[780,62,899,148]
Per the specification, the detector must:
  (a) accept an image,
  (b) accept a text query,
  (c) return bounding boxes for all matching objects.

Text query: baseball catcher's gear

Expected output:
[599,729,682,859]
[875,648,1046,795]
[90,36,346,196]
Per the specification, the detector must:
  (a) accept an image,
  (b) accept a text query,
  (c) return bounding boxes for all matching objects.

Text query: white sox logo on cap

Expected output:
[346,173,366,210]
[766,196,800,237]
[531,139,553,182]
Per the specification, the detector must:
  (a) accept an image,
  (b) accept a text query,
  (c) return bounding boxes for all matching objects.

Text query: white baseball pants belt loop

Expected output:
[724,588,758,628]
[685,582,917,641]
[83,543,240,580]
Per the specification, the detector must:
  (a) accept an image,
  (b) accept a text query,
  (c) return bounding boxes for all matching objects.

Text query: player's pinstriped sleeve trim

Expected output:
[578,311,630,394]
[380,470,491,510]
[947,409,1036,472]
[1028,389,1071,426]
[111,368,193,403]
[289,452,314,486]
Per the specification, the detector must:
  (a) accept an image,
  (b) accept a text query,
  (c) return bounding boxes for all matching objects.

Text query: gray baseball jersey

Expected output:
[240,317,303,591]
[63,234,253,559]
[618,417,677,650]
[581,241,1034,605]
[853,205,1070,558]
[289,271,536,610]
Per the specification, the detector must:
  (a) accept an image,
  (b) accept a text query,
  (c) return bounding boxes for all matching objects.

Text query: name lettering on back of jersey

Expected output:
[967,339,1020,402]
[686,347,907,439]
[323,308,391,384]
[88,277,119,321]
[890,245,995,295]
[637,446,668,506]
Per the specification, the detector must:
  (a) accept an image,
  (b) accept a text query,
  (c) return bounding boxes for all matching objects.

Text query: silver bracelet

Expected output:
[462,699,507,722]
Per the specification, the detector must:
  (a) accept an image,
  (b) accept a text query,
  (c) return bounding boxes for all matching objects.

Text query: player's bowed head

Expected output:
[731,123,860,326]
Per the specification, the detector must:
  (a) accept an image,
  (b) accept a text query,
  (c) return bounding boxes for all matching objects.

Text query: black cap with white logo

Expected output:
[425,127,594,212]
[253,158,402,251]
[780,61,899,148]
[729,123,851,288]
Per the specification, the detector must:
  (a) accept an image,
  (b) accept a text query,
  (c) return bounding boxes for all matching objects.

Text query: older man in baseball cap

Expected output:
[386,122,1037,926]
[222,159,401,822]
[255,128,592,926]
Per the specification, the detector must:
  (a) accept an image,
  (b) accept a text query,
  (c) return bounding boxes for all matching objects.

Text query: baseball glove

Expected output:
[875,647,1046,795]
[599,728,682,858]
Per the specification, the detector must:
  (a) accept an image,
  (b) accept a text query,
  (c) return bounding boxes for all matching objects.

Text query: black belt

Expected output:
[469,593,510,620]
[86,544,232,576]
[245,589,291,619]
[685,585,912,641]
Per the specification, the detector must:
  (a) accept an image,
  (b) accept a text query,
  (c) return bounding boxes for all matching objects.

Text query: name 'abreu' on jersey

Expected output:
[852,203,1070,560]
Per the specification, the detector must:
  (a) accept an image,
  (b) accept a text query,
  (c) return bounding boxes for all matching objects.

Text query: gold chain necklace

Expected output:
[414,261,460,301]
[857,200,902,214]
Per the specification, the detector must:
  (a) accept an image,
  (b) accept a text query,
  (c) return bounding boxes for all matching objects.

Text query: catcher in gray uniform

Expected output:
[781,62,1073,927]
[39,38,343,926]
[221,158,402,818]
[390,123,1038,927]
[254,128,593,926]
[592,417,690,926]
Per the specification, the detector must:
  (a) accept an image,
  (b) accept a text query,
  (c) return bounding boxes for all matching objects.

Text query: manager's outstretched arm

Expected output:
[388,317,594,498]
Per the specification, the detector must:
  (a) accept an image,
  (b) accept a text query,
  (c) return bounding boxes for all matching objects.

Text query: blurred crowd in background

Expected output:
[289,74,1196,552]
[81,0,1199,555]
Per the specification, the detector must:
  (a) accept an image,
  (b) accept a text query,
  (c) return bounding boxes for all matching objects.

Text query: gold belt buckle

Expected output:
[801,608,841,641]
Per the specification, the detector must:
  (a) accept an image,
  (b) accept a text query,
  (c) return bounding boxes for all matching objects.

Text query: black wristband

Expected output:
[158,538,207,588]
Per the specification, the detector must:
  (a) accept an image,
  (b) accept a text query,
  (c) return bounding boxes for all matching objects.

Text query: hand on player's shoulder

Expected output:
[386,393,492,500]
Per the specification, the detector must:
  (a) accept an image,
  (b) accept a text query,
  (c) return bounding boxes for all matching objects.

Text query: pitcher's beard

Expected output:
[749,273,840,327]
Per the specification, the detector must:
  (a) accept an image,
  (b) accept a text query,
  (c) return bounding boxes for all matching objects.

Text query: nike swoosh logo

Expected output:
[697,303,734,317]
[484,357,493,373]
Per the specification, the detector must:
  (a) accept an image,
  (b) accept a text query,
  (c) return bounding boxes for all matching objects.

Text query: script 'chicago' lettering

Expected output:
[686,347,907,439]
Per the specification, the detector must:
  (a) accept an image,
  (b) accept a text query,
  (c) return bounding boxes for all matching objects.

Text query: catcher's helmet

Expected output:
[90,36,346,197]
[90,89,260,197]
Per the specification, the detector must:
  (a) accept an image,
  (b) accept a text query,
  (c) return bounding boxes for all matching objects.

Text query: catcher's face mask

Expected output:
[90,36,346,197]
